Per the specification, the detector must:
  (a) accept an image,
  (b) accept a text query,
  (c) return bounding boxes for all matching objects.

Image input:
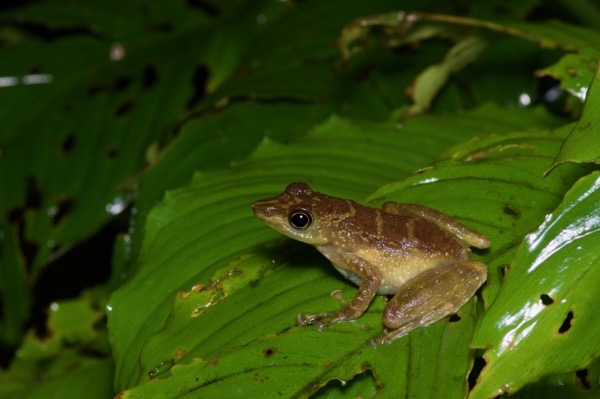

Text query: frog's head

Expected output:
[252,182,330,245]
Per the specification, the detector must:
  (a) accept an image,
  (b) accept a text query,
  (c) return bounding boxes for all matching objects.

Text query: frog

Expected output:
[251,182,490,345]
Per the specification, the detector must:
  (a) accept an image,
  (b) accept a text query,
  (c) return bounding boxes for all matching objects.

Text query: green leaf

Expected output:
[510,357,600,397]
[0,291,112,399]
[109,106,581,397]
[550,60,600,170]
[536,48,600,102]
[109,112,488,390]
[368,127,588,304]
[471,171,600,397]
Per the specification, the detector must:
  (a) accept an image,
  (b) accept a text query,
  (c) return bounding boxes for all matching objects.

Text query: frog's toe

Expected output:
[296,313,315,326]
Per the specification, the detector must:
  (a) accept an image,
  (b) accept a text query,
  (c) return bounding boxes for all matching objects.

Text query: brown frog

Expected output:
[252,182,489,345]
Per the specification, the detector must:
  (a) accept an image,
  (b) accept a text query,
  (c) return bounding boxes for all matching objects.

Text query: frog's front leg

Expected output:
[297,253,381,328]
[371,260,486,346]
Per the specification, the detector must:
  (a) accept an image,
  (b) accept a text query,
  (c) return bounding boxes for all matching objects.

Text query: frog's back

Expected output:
[328,200,469,258]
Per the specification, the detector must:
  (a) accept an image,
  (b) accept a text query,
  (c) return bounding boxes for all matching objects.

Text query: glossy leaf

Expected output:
[551,59,600,169]
[109,111,489,390]
[471,171,600,398]
[4,1,600,398]
[536,48,600,102]
[109,108,584,397]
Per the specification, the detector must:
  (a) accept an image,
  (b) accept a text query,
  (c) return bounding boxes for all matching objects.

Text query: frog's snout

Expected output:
[252,201,274,220]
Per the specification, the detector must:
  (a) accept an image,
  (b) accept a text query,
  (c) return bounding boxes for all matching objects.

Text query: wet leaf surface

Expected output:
[471,171,600,398]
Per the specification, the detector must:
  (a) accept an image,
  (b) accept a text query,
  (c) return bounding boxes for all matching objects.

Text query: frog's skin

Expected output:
[252,182,490,345]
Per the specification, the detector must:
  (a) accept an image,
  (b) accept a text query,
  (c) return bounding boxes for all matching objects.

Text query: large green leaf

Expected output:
[470,171,600,398]
[109,111,486,390]
[109,106,584,397]
[4,1,600,398]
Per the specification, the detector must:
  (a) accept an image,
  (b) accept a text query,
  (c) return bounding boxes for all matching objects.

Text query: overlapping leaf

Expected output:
[109,106,585,397]
[0,291,112,399]
[551,59,600,169]
[470,171,600,398]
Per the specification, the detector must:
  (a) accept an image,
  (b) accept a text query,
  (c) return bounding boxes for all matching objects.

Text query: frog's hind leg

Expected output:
[371,260,486,346]
[381,202,490,249]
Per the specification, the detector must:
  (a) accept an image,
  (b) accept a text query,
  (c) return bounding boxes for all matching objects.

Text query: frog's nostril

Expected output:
[251,203,262,214]
[252,202,270,217]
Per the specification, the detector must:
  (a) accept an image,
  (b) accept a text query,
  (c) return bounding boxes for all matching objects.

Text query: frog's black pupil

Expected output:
[289,211,312,229]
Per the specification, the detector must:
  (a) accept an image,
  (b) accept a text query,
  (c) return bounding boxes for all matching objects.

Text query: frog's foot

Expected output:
[296,290,353,328]
[296,311,346,328]
[368,325,415,346]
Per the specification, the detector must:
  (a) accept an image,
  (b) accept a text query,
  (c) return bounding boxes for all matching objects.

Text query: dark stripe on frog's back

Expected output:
[395,215,468,257]
[329,199,467,257]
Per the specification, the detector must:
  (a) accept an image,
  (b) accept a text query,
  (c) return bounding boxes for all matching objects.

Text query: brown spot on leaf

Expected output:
[263,347,276,358]
[253,372,269,383]
[503,205,520,218]
[107,147,119,160]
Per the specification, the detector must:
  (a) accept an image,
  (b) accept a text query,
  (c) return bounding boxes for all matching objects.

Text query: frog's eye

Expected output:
[288,210,313,229]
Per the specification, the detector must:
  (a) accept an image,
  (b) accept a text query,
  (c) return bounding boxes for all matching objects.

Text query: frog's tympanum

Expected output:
[252,183,490,345]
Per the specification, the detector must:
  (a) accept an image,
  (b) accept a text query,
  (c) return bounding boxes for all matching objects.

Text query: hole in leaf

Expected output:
[263,347,276,358]
[25,175,43,209]
[6,176,44,267]
[576,369,591,390]
[186,64,209,109]
[153,21,174,32]
[107,147,119,160]
[468,355,487,391]
[448,313,461,323]
[113,75,132,92]
[31,209,126,339]
[50,196,74,226]
[142,64,158,89]
[59,133,75,156]
[538,77,569,116]
[114,99,134,117]
[186,0,220,16]
[502,204,520,218]
[540,294,554,305]
[558,311,573,334]
[8,206,39,270]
